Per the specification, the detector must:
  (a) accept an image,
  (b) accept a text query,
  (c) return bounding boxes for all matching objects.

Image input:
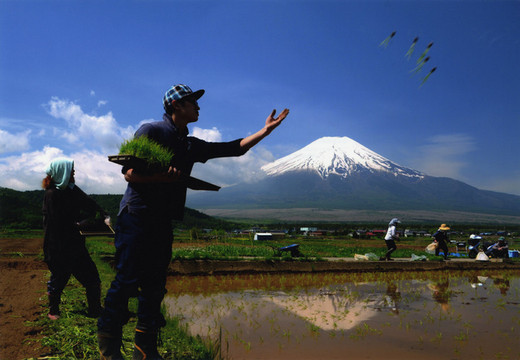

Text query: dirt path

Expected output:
[0,237,49,360]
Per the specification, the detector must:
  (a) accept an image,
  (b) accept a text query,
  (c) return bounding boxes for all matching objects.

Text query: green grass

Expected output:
[168,236,451,261]
[119,136,174,169]
[32,236,222,360]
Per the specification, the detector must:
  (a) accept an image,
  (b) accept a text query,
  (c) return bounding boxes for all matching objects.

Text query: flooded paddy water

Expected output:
[164,270,520,359]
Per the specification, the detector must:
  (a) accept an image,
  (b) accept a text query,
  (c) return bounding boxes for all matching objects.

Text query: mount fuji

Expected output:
[261,137,423,180]
[187,136,520,222]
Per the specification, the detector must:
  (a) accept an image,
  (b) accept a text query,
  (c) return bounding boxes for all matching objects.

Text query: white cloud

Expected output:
[0,146,127,194]
[410,134,476,179]
[0,129,31,154]
[46,97,135,152]
[0,100,276,193]
[190,145,275,188]
[192,126,222,142]
[69,150,127,194]
[90,90,96,96]
[97,100,108,107]
[189,126,276,187]
[0,142,275,194]
[0,146,65,190]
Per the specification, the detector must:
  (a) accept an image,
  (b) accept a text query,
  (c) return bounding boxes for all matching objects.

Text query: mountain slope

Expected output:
[187,137,520,217]
[262,136,423,179]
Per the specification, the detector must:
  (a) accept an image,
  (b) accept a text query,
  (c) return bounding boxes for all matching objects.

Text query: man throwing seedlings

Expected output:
[97,84,289,360]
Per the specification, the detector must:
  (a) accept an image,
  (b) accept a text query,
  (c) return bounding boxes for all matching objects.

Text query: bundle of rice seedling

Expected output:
[118,136,174,170]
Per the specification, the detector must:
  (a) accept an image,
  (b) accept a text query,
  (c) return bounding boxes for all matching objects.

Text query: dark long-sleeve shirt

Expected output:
[42,185,104,263]
[433,230,448,243]
[119,114,247,220]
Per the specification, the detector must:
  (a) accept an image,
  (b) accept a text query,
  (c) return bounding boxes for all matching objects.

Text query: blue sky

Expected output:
[1,0,519,196]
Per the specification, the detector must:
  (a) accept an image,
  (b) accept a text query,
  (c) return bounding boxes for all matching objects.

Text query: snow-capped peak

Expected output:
[261,136,423,179]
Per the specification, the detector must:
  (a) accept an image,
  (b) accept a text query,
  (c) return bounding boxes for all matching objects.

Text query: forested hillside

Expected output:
[0,187,241,230]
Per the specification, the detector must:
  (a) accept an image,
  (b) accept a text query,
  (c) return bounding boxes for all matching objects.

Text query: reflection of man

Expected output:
[429,279,450,312]
[468,275,484,289]
[385,282,401,314]
[493,277,510,296]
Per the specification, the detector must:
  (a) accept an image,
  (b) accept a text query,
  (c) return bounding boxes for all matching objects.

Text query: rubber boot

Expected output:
[86,284,103,318]
[48,293,61,320]
[132,328,164,360]
[98,332,125,360]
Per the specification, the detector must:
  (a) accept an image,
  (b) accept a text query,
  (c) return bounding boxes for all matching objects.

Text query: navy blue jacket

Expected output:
[119,114,246,220]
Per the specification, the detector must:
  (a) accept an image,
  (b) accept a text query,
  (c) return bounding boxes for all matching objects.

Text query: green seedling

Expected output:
[119,136,175,169]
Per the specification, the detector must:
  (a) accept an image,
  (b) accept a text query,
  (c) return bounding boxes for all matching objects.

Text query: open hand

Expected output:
[265,108,289,134]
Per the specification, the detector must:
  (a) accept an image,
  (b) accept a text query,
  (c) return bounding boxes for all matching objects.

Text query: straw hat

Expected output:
[438,224,450,231]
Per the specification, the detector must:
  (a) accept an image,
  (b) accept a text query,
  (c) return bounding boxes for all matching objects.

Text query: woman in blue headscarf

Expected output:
[42,158,110,320]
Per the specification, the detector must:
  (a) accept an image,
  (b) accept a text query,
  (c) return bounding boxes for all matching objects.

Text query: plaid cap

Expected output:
[163,84,205,110]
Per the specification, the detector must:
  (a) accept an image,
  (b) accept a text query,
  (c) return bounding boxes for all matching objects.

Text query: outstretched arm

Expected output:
[240,108,289,152]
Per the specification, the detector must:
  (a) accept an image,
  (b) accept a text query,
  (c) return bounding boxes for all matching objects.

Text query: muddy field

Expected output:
[0,237,48,360]
[1,237,518,360]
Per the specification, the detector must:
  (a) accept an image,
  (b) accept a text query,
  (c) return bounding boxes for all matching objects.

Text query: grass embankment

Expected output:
[167,232,520,262]
[30,237,222,360]
[169,234,457,261]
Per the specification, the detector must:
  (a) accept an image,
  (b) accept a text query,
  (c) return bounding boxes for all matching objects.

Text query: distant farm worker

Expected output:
[97,84,289,360]
[432,224,451,260]
[485,237,509,258]
[42,158,110,320]
[380,218,401,261]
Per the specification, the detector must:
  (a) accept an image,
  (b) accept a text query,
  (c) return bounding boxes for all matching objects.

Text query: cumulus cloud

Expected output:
[0,129,31,154]
[188,126,276,187]
[411,134,476,179]
[0,97,138,193]
[68,150,127,194]
[192,127,222,142]
[190,145,276,188]
[46,97,134,152]
[0,146,66,190]
[0,97,277,193]
[0,146,127,194]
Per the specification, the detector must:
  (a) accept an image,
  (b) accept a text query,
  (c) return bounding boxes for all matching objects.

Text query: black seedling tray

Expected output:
[78,220,115,236]
[108,155,220,191]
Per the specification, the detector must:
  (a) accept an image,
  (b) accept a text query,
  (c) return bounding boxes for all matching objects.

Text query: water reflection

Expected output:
[164,270,520,360]
[428,277,451,312]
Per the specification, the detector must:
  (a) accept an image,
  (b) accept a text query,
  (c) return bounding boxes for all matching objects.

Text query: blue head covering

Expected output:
[389,218,401,226]
[46,158,75,190]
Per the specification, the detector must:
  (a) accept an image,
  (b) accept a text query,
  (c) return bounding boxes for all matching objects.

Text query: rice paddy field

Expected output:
[2,230,519,359]
[164,270,520,360]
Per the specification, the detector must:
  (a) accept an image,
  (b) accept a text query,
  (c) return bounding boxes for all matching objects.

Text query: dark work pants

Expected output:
[435,240,449,259]
[98,210,173,335]
[385,239,397,259]
[46,245,101,297]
